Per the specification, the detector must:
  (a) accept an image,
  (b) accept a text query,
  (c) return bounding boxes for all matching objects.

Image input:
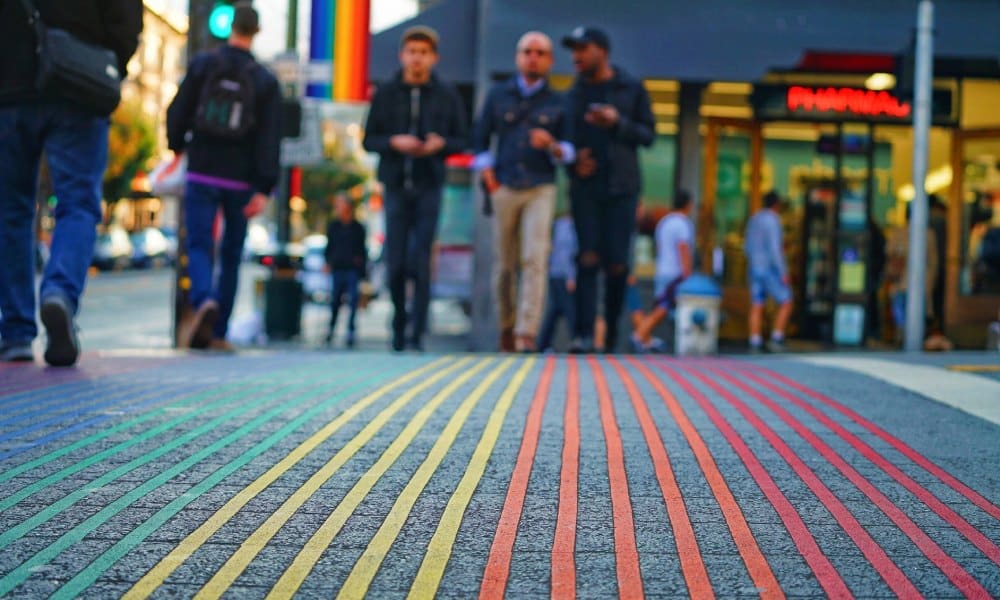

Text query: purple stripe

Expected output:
[187,172,253,191]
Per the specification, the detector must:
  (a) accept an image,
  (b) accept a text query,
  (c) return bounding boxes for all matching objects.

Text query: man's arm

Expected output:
[769,215,788,279]
[100,0,143,76]
[441,87,470,155]
[362,86,393,154]
[613,82,655,147]
[166,56,204,154]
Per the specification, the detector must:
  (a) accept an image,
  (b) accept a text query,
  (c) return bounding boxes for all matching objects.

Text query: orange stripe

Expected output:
[628,358,785,600]
[589,357,644,599]
[479,357,555,600]
[551,358,580,600]
[608,358,713,599]
[333,0,355,100]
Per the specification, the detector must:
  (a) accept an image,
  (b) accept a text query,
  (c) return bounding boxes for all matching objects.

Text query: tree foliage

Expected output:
[104,100,157,202]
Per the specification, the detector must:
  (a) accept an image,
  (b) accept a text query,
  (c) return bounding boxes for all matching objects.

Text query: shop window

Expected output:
[960,136,1000,295]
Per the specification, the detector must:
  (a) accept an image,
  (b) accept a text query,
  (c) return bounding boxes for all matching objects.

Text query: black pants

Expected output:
[329,270,360,338]
[571,189,637,349]
[384,187,442,342]
[537,277,575,351]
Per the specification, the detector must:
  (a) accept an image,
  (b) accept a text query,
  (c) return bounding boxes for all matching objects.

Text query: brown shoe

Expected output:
[515,334,537,354]
[188,300,219,349]
[499,328,516,353]
[209,338,236,353]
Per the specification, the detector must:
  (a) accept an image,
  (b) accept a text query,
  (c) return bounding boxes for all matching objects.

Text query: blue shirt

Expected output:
[549,216,578,281]
[744,209,787,277]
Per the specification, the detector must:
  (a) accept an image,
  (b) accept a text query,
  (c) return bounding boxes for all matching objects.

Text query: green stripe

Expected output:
[0,359,415,596]
[51,361,422,599]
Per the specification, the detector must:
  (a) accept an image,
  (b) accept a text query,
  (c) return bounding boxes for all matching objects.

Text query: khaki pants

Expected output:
[492,184,556,337]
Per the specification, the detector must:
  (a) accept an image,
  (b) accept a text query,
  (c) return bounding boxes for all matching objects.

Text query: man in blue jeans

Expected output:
[0,0,142,366]
[744,190,793,353]
[166,3,282,350]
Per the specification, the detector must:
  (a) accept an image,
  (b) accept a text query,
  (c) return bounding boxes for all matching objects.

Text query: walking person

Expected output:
[473,31,575,352]
[0,0,143,366]
[537,213,578,353]
[325,195,367,348]
[745,190,793,353]
[166,2,282,351]
[363,26,468,352]
[561,26,655,353]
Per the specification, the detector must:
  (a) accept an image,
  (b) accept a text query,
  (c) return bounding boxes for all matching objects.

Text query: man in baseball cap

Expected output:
[561,26,610,52]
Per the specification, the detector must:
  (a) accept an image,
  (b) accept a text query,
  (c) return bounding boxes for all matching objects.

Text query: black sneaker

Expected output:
[40,295,80,367]
[188,300,219,350]
[408,337,425,353]
[568,337,594,354]
[766,338,787,354]
[0,340,33,363]
[391,332,405,353]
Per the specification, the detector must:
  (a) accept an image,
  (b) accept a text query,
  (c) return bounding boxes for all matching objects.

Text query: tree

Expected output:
[103,100,157,205]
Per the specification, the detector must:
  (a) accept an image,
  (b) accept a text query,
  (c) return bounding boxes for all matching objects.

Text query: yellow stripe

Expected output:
[267,357,503,600]
[948,365,1000,373]
[122,357,454,600]
[406,358,535,599]
[337,357,529,600]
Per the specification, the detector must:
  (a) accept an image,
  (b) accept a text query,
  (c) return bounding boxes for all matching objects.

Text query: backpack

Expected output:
[194,51,257,139]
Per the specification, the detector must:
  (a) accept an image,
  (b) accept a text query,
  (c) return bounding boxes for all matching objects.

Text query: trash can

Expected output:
[674,274,722,356]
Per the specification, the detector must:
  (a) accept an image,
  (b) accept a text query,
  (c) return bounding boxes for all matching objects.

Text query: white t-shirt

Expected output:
[655,212,694,281]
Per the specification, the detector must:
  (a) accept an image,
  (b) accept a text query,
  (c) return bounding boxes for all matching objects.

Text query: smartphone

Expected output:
[587,103,607,113]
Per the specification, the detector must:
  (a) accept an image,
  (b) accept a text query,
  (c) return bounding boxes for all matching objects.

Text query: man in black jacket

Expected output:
[363,26,468,352]
[0,0,142,366]
[325,195,367,348]
[166,2,282,351]
[561,27,655,353]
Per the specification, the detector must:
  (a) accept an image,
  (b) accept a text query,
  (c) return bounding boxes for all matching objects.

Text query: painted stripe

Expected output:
[588,357,644,599]
[124,357,453,600]
[51,362,416,600]
[0,371,343,595]
[407,358,536,600]
[608,358,713,599]
[736,362,1000,522]
[667,362,920,598]
[551,357,580,600]
[0,379,136,416]
[262,358,489,600]
[479,357,555,600]
[701,364,994,596]
[628,358,791,600]
[727,363,1000,566]
[798,356,1000,426]
[343,358,526,600]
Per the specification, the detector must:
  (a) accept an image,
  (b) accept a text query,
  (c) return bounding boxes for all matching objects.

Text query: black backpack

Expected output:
[194,51,257,138]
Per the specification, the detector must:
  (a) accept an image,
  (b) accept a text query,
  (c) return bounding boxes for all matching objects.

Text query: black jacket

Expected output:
[565,66,655,197]
[363,71,468,193]
[0,0,143,108]
[166,45,283,195]
[325,219,367,274]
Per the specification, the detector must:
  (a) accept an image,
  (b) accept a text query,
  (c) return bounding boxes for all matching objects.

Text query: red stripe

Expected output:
[726,363,1000,567]
[551,358,580,600]
[666,362,922,597]
[700,364,993,597]
[480,357,555,600]
[589,357,644,599]
[627,358,792,600]
[735,362,1000,522]
[609,358,714,599]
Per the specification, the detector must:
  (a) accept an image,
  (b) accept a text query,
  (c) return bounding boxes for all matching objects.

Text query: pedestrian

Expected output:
[363,26,468,352]
[325,194,367,348]
[631,190,695,352]
[166,2,282,351]
[473,31,575,353]
[561,26,655,353]
[745,190,793,353]
[537,213,578,353]
[0,0,143,366]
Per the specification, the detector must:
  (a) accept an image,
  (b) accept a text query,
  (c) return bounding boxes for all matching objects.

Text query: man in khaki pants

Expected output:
[473,32,575,352]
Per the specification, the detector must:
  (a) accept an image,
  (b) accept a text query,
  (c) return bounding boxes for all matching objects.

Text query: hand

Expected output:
[528,128,555,151]
[323,265,331,273]
[585,104,620,129]
[390,134,423,155]
[417,133,446,157]
[481,168,501,194]
[566,279,577,293]
[243,193,268,218]
[574,147,597,179]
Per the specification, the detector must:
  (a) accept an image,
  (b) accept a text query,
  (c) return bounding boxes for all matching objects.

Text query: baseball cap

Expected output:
[561,26,610,51]
[401,25,439,51]
[231,2,260,35]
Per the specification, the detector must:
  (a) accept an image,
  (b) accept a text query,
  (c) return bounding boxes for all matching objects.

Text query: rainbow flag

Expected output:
[309,0,370,101]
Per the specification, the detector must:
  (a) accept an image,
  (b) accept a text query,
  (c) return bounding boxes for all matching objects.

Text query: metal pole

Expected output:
[904,0,933,352]
[287,0,299,52]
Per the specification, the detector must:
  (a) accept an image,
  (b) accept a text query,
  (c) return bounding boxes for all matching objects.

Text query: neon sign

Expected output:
[786,86,911,119]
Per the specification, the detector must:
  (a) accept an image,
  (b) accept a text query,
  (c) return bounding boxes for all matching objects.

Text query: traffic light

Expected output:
[208,1,235,39]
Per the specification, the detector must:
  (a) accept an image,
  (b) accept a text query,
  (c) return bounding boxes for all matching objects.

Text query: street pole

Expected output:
[287,0,299,52]
[904,0,934,352]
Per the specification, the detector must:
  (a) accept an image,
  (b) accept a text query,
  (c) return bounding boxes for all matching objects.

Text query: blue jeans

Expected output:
[384,187,441,342]
[184,181,252,339]
[537,277,575,352]
[0,104,109,343]
[330,270,361,337]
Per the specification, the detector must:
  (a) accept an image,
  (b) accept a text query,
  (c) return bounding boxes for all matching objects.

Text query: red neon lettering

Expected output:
[785,86,911,118]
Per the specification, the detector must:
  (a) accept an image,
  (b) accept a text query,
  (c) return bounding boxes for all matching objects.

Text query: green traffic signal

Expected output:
[208,2,235,39]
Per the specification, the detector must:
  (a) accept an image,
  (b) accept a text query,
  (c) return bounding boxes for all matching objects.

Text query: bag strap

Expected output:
[508,85,551,126]
[13,0,47,52]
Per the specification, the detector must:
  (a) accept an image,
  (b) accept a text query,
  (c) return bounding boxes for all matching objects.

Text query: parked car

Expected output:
[130,227,172,268]
[297,234,331,304]
[92,226,134,271]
